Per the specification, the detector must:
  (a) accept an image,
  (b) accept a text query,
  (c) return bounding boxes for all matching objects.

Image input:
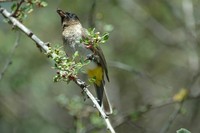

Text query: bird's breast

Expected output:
[62,28,82,46]
[62,25,91,58]
[61,25,101,80]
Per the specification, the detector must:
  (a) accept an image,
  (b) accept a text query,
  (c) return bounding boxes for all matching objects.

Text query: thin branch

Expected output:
[159,1,199,132]
[182,0,198,82]
[11,0,24,17]
[108,60,174,91]
[0,7,116,133]
[113,92,200,132]
[88,0,96,28]
[112,92,200,132]
[182,0,196,37]
[160,103,183,133]
[159,60,200,130]
[0,0,18,2]
[117,0,181,46]
[108,61,145,76]
[73,79,115,133]
[0,31,20,81]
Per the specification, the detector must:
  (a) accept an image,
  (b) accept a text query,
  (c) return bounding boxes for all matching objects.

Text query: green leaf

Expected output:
[176,128,191,133]
[31,0,37,4]
[25,4,34,14]
[72,51,79,59]
[40,1,48,7]
[11,3,17,11]
[102,33,109,41]
[131,111,142,121]
[101,40,105,44]
[88,77,96,83]
[87,28,95,36]
[82,37,89,45]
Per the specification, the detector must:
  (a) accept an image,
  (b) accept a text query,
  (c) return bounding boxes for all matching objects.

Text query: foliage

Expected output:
[46,46,90,83]
[176,128,191,133]
[1,0,200,133]
[11,0,47,21]
[47,29,110,84]
[80,28,109,48]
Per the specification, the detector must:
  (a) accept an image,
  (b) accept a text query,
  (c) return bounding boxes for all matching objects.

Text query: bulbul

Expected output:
[57,9,112,115]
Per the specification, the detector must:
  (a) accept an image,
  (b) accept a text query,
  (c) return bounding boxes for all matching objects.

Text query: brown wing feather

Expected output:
[94,46,109,82]
[81,28,109,82]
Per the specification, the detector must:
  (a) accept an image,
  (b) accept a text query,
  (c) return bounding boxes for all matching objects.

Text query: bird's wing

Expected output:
[81,28,109,82]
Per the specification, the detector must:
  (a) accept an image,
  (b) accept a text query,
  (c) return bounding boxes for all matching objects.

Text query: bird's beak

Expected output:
[57,9,65,18]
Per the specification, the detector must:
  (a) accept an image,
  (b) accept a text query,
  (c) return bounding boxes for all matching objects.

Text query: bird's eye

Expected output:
[65,16,70,21]
[63,24,66,27]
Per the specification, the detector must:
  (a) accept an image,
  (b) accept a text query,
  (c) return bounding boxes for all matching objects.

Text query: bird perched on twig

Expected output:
[57,9,112,115]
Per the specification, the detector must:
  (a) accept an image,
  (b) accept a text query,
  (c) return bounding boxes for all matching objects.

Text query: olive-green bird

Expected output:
[57,9,112,115]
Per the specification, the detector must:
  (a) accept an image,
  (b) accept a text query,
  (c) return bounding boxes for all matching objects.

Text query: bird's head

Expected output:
[57,9,80,28]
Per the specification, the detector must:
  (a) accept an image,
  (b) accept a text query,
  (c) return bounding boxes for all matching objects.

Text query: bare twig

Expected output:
[88,0,96,28]
[0,7,116,133]
[108,60,174,91]
[0,31,20,81]
[160,103,183,133]
[109,61,145,76]
[117,0,181,46]
[159,75,200,133]
[73,79,115,133]
[182,0,199,78]
[112,92,200,132]
[0,0,18,2]
[182,0,196,37]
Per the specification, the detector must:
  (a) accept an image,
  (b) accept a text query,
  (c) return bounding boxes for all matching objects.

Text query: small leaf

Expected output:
[31,0,37,4]
[176,128,191,133]
[72,51,79,59]
[53,75,59,82]
[131,111,142,121]
[40,1,48,7]
[11,3,17,11]
[25,5,34,14]
[82,37,89,45]
[27,8,33,14]
[102,33,109,41]
[101,40,105,44]
[91,28,95,34]
[88,77,96,83]
[80,38,83,43]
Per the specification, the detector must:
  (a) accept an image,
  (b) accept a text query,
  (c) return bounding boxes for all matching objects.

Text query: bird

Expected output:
[57,9,112,115]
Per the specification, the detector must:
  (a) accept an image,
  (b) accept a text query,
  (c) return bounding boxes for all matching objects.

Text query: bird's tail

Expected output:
[94,82,113,115]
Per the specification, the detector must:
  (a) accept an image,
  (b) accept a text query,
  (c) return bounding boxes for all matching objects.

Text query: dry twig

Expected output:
[0,31,20,81]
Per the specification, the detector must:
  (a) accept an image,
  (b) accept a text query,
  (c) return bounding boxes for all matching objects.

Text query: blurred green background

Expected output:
[1,0,200,133]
